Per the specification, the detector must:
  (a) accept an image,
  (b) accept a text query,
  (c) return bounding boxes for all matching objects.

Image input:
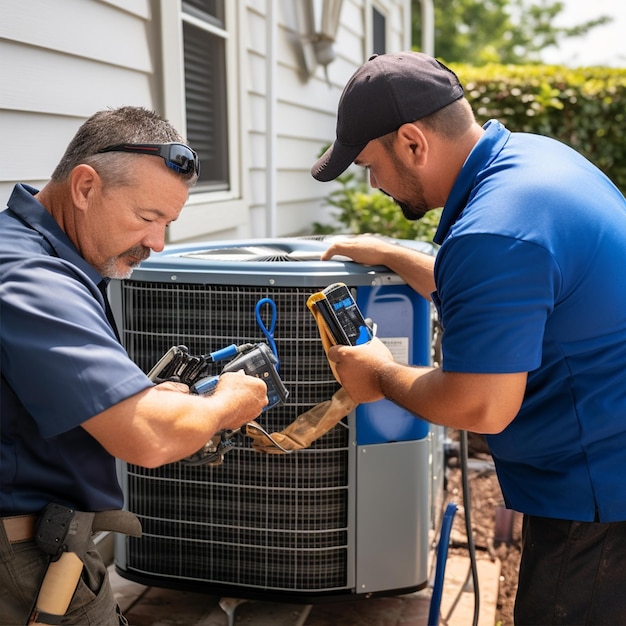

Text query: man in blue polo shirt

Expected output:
[313,52,626,624]
[0,106,268,625]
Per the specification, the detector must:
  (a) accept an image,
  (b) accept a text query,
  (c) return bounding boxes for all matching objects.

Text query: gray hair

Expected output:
[51,106,197,188]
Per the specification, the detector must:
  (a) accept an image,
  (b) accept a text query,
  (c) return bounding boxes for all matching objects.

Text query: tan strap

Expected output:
[1,510,141,545]
[248,387,357,453]
[2,514,37,543]
[248,289,362,454]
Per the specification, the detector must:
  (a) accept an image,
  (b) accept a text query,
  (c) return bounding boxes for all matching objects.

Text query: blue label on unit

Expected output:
[355,284,431,445]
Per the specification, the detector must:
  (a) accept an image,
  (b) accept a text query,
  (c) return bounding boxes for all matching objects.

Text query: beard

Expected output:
[380,188,430,221]
[379,149,431,220]
[396,198,430,221]
[99,245,151,279]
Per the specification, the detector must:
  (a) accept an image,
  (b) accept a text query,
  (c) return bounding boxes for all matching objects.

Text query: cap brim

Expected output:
[311,141,367,182]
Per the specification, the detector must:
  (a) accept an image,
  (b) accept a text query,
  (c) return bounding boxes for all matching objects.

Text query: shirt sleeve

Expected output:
[434,233,562,374]
[1,257,152,437]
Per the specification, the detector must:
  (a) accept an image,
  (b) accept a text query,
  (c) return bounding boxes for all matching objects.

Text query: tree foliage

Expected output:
[412,0,612,65]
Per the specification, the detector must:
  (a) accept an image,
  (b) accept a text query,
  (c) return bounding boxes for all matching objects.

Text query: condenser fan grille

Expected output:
[119,280,350,592]
[182,245,323,263]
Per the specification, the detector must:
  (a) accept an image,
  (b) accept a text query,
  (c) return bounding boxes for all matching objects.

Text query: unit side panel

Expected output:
[355,439,429,593]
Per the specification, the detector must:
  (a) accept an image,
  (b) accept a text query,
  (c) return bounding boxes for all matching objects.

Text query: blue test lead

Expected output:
[255,297,279,368]
[191,375,220,395]
[208,343,240,363]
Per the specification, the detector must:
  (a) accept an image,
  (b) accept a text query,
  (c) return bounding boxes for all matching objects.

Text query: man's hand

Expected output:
[321,235,436,300]
[154,380,190,394]
[211,370,268,431]
[321,235,396,266]
[326,337,395,404]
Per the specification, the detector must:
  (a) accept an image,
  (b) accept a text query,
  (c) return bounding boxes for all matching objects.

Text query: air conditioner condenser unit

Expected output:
[110,237,444,602]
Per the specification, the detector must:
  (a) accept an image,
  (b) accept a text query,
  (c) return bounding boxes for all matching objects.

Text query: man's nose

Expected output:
[143,224,167,253]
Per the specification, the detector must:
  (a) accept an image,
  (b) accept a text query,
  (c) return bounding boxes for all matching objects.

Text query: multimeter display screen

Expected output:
[323,285,372,346]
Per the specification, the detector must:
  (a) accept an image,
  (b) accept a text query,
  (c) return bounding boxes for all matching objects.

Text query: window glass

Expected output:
[182,0,224,25]
[182,0,229,191]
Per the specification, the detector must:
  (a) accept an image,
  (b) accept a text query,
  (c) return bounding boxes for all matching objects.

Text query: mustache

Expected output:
[122,246,151,263]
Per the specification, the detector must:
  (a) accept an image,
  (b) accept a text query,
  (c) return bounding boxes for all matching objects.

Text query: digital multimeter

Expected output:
[307,282,374,346]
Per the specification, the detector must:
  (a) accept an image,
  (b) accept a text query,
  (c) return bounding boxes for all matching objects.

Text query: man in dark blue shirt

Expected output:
[313,52,626,624]
[0,106,268,625]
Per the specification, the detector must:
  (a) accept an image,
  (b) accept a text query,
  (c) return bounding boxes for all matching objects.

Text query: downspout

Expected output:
[266,0,278,237]
[420,0,435,56]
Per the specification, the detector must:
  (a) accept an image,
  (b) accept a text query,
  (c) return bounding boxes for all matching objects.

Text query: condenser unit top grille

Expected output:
[182,245,324,263]
[128,237,435,288]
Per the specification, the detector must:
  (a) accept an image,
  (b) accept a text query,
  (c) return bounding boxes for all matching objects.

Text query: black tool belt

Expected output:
[27,504,142,625]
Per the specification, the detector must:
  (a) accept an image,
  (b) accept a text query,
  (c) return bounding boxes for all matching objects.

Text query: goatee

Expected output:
[397,200,429,221]
[379,188,429,221]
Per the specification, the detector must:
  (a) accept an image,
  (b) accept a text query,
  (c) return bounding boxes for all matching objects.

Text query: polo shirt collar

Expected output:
[9,183,104,287]
[433,119,511,245]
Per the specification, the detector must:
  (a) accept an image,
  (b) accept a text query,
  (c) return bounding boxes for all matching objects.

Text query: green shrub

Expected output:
[312,172,442,241]
[313,64,625,241]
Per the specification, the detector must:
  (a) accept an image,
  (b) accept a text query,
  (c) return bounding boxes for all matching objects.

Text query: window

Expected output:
[182,1,229,191]
[160,0,247,240]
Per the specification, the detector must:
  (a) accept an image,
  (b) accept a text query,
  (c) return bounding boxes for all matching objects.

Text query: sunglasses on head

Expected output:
[98,142,200,176]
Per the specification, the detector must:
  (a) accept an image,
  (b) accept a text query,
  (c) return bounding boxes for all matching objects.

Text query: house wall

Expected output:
[0,0,411,242]
[0,0,155,202]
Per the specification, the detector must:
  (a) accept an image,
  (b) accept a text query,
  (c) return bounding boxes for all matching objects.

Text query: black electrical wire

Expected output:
[460,429,480,626]
[440,430,480,626]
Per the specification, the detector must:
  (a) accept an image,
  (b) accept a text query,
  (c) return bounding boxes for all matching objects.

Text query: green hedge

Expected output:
[452,63,626,193]
[314,64,625,241]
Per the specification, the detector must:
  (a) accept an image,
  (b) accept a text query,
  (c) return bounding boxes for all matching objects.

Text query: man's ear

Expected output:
[69,164,100,212]
[397,123,429,166]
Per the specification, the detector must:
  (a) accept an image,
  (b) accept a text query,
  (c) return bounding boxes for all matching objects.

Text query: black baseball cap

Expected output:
[311,52,464,182]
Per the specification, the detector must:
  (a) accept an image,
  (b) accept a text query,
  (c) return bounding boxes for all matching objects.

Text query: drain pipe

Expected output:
[420,0,435,56]
[266,0,278,237]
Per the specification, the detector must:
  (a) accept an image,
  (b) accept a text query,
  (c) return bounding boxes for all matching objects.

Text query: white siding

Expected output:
[242,0,411,240]
[0,0,154,202]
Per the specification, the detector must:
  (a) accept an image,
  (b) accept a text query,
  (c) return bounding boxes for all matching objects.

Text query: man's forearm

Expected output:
[377,244,436,300]
[378,363,526,434]
[82,376,267,468]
